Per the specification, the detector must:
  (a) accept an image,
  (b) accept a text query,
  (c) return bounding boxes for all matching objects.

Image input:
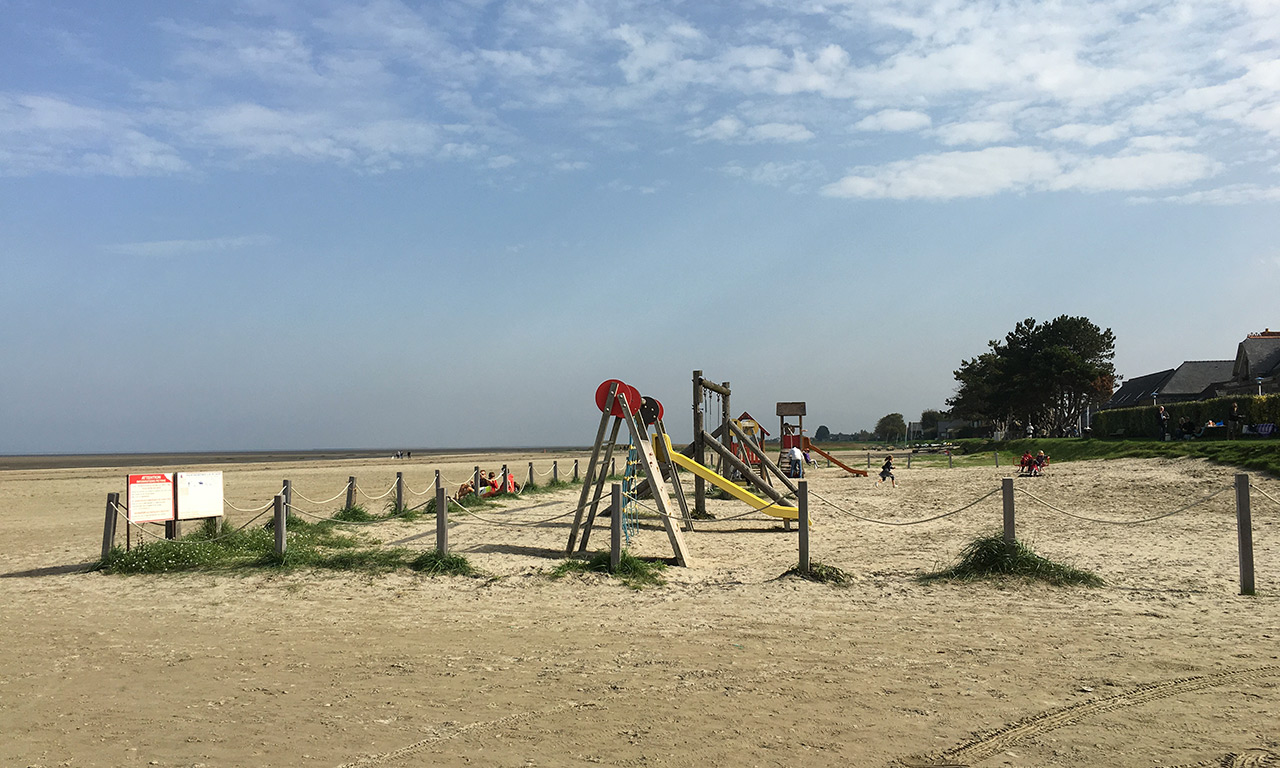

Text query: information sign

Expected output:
[126,473,175,524]
[176,471,224,520]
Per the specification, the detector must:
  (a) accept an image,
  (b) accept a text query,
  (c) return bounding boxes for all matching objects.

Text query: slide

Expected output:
[657,434,800,521]
[804,440,869,477]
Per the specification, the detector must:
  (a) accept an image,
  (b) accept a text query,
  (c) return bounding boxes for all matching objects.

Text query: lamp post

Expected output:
[1257,377,1264,396]
[1151,390,1160,406]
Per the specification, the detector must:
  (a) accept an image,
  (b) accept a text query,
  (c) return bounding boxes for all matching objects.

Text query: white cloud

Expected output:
[935,121,1017,146]
[1043,123,1127,147]
[722,160,825,187]
[822,146,1061,200]
[690,115,744,141]
[690,116,811,143]
[853,109,931,132]
[746,122,814,142]
[103,235,275,257]
[1130,183,1280,205]
[1049,151,1219,192]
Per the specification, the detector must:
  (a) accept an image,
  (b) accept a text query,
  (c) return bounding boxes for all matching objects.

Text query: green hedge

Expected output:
[1093,394,1279,438]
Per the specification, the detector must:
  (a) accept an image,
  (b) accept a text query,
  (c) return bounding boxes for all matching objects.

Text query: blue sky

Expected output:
[3,0,1279,453]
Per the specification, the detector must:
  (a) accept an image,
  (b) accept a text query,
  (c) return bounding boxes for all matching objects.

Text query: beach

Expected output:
[1,449,1277,767]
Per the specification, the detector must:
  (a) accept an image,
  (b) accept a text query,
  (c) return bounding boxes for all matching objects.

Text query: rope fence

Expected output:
[96,464,1270,595]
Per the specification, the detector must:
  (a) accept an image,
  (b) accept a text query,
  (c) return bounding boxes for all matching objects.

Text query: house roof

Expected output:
[1161,360,1234,396]
[1103,368,1174,409]
[1234,335,1280,380]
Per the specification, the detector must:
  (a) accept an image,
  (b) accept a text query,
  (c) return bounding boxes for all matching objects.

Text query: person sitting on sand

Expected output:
[1019,451,1035,475]
[877,455,896,487]
[455,481,474,500]
[1033,451,1049,475]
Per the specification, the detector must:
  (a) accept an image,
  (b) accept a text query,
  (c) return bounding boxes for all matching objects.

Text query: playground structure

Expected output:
[777,400,868,478]
[565,380,694,566]
[689,371,802,521]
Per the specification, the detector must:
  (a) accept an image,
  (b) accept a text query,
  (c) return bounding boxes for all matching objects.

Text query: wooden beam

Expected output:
[701,430,789,506]
[727,418,798,495]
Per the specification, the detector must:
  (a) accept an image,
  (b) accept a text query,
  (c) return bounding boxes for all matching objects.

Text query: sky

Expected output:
[2,0,1279,454]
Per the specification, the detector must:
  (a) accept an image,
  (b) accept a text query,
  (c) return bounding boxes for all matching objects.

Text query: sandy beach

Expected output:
[1,449,1277,767]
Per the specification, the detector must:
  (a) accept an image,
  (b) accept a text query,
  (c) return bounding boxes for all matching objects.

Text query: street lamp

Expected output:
[1151,390,1159,406]
[1257,377,1264,396]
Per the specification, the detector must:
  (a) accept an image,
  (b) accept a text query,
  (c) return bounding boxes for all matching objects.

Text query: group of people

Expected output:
[1019,450,1050,476]
[1159,402,1248,440]
[455,469,520,500]
[786,446,817,478]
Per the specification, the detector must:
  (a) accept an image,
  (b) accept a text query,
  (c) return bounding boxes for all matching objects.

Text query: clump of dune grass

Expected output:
[550,551,666,589]
[782,560,851,585]
[919,534,1104,587]
[408,550,480,577]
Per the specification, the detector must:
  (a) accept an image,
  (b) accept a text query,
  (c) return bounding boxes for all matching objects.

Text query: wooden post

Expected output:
[436,483,449,554]
[866,452,871,469]
[693,370,705,520]
[948,452,954,469]
[573,459,579,482]
[798,480,810,573]
[907,454,912,469]
[283,479,292,520]
[994,451,999,467]
[1002,478,1015,548]
[610,483,622,572]
[345,476,356,510]
[395,472,404,511]
[528,462,534,489]
[609,457,616,478]
[473,466,481,498]
[101,492,119,561]
[553,460,559,484]
[273,494,286,557]
[165,519,178,540]
[501,465,509,492]
[434,470,441,496]
[1235,474,1256,595]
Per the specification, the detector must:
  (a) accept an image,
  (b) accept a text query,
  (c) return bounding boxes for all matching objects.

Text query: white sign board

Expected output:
[176,471,224,520]
[127,473,175,524]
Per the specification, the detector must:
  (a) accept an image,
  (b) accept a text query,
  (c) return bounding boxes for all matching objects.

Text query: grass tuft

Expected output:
[409,550,480,577]
[782,560,851,585]
[919,534,1104,587]
[550,550,667,589]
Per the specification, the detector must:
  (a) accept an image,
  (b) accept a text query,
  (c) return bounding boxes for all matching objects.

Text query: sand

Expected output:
[1,449,1277,767]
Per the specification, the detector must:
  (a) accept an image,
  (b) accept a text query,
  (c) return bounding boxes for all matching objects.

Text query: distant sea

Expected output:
[0,447,584,472]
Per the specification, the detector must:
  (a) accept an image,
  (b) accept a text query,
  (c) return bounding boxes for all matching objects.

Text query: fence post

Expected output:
[473,466,481,498]
[436,483,449,554]
[866,452,870,469]
[501,464,509,492]
[907,454,912,469]
[994,451,999,468]
[610,457,616,477]
[283,479,292,520]
[553,460,559,484]
[1002,478,1015,548]
[434,469,441,495]
[395,472,404,511]
[948,452,954,469]
[574,459,579,482]
[798,480,810,573]
[345,476,356,511]
[273,494,286,557]
[1235,474,1256,595]
[101,492,119,562]
[528,462,534,489]
[611,483,622,572]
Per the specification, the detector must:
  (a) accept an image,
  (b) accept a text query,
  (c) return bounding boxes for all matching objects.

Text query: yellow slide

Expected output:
[657,434,800,521]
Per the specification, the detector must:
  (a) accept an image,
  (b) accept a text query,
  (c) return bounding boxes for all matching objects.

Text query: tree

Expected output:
[920,409,943,438]
[948,316,1116,437]
[814,425,831,441]
[875,413,907,442]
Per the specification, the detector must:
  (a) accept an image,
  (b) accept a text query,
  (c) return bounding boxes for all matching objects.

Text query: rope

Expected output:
[224,490,283,514]
[110,501,272,544]
[810,487,1000,526]
[446,497,581,527]
[356,481,398,501]
[290,483,352,505]
[403,480,437,497]
[1251,482,1280,509]
[1016,485,1233,525]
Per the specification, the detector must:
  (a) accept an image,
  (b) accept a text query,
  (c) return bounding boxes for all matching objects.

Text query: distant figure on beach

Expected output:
[788,445,804,477]
[877,455,896,487]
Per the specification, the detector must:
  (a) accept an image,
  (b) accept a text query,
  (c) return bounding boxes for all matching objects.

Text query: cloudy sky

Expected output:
[3,0,1279,453]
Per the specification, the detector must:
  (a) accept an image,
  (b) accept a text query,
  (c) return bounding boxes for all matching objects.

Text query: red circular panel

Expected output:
[595,380,643,417]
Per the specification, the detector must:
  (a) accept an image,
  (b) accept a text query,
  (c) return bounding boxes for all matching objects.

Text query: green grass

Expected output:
[518,478,576,496]
[99,514,478,576]
[919,534,1104,587]
[955,437,1280,478]
[782,560,851,585]
[549,550,667,589]
[409,550,480,577]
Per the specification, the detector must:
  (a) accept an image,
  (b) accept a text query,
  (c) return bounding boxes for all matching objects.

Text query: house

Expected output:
[1102,329,1279,409]
[1211,329,1280,397]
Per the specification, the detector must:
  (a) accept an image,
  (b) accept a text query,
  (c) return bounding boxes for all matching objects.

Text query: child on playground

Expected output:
[877,455,896,487]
